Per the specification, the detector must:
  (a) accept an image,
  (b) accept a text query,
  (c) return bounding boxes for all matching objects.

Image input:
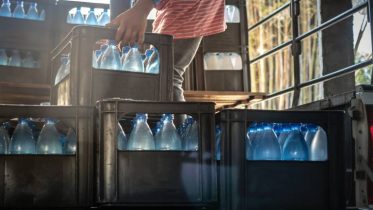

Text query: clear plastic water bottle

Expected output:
[122,44,144,72]
[22,51,35,68]
[127,113,155,150]
[64,128,77,154]
[219,53,233,70]
[10,118,36,154]
[278,123,291,149]
[146,48,159,74]
[66,12,73,23]
[155,114,182,150]
[72,6,84,24]
[92,50,101,68]
[143,49,154,68]
[39,9,45,20]
[282,124,309,161]
[26,2,39,20]
[55,54,70,85]
[13,0,25,19]
[121,46,131,65]
[36,119,63,154]
[310,127,328,161]
[117,123,127,151]
[304,124,318,146]
[98,8,110,26]
[0,125,9,154]
[253,123,281,160]
[184,118,199,151]
[0,0,11,17]
[0,49,8,65]
[9,49,21,67]
[215,125,222,160]
[100,41,121,70]
[85,7,98,25]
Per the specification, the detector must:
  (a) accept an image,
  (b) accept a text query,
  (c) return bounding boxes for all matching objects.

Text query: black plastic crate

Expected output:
[95,99,217,208]
[218,109,348,210]
[0,0,55,48]
[0,104,94,208]
[50,26,173,106]
[52,0,110,46]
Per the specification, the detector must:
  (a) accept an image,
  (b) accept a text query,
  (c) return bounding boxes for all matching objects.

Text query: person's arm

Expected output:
[107,0,154,45]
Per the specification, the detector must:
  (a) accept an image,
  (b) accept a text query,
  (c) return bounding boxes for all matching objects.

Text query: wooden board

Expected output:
[0,82,50,105]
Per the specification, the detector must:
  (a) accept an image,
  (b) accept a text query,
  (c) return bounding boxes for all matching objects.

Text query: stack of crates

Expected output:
[0,0,55,104]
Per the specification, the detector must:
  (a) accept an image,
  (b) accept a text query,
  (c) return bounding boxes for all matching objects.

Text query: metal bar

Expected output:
[241,0,250,91]
[249,40,292,64]
[248,1,291,31]
[295,1,368,42]
[291,0,301,107]
[298,60,373,89]
[369,0,373,85]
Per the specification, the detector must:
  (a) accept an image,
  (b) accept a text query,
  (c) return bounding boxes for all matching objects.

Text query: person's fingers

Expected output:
[128,30,137,45]
[106,16,119,27]
[137,28,145,45]
[122,29,133,45]
[115,23,126,43]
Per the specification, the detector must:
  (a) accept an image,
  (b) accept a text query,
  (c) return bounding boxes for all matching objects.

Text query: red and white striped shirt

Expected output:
[152,0,226,39]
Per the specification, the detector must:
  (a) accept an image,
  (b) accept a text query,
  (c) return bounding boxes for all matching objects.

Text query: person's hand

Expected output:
[107,0,154,45]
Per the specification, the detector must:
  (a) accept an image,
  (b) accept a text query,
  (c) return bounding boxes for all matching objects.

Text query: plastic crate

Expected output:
[0,104,94,208]
[50,26,173,106]
[0,0,55,48]
[95,99,217,208]
[218,109,348,210]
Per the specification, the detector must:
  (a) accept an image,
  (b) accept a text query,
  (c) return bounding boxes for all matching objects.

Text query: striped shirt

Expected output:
[152,0,226,39]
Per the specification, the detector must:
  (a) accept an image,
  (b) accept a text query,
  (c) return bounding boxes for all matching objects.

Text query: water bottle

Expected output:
[13,0,25,18]
[122,44,144,72]
[225,5,239,23]
[0,125,9,154]
[215,126,222,160]
[282,124,309,161]
[253,123,281,160]
[278,123,291,149]
[36,119,63,154]
[39,9,45,20]
[310,127,328,161]
[219,53,233,70]
[64,128,77,154]
[92,50,102,68]
[9,49,21,67]
[98,8,110,26]
[304,124,318,146]
[204,53,219,70]
[0,0,11,17]
[121,46,131,65]
[10,118,36,154]
[146,48,159,74]
[184,118,199,151]
[100,41,121,70]
[143,49,154,69]
[72,6,84,24]
[22,51,35,68]
[117,123,128,150]
[66,12,73,23]
[0,49,8,66]
[26,2,38,20]
[127,113,155,150]
[85,7,98,25]
[55,54,70,85]
[155,114,182,150]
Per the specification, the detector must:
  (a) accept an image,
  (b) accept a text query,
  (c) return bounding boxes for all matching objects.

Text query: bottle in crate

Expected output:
[155,114,182,150]
[26,2,39,20]
[55,54,70,85]
[100,40,121,70]
[64,128,77,154]
[72,6,84,24]
[310,127,328,161]
[117,123,128,150]
[122,44,144,72]
[0,48,7,65]
[36,119,63,154]
[127,113,155,150]
[184,117,199,151]
[8,49,21,67]
[86,7,98,25]
[13,0,25,19]
[22,51,35,68]
[98,8,110,26]
[146,48,159,74]
[0,125,9,154]
[282,124,309,161]
[304,124,318,146]
[10,118,36,154]
[252,123,281,160]
[0,0,11,17]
